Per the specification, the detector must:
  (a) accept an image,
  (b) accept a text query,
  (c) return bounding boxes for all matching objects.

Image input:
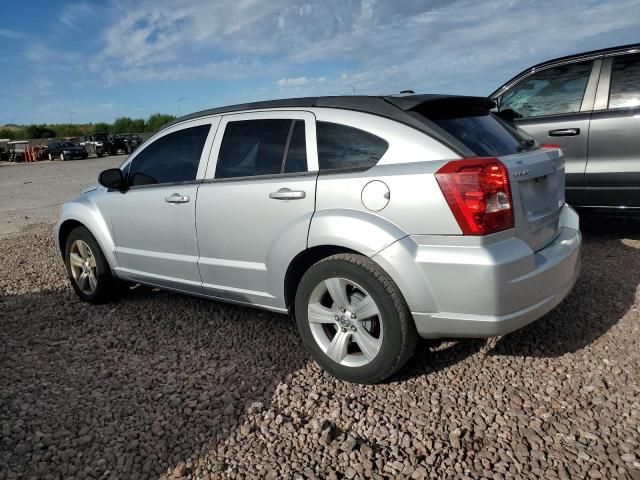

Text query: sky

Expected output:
[1,0,639,125]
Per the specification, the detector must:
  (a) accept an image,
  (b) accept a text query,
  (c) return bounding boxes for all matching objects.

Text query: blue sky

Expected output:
[1,0,639,125]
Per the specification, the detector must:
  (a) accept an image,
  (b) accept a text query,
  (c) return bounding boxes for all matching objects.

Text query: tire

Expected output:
[60,153,65,161]
[64,226,121,304]
[294,253,418,384]
[48,153,52,161]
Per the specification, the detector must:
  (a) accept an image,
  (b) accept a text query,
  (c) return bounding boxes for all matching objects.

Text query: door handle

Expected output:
[164,193,190,204]
[269,188,306,200]
[548,128,580,137]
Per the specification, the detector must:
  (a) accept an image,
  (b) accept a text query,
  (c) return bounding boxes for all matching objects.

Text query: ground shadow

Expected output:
[490,215,640,357]
[0,286,308,479]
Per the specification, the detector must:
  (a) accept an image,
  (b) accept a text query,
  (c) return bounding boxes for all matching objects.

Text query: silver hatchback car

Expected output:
[55,95,581,383]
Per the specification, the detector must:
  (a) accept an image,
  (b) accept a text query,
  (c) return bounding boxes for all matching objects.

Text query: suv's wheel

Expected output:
[64,226,120,304]
[48,153,52,161]
[295,253,418,384]
[59,153,65,161]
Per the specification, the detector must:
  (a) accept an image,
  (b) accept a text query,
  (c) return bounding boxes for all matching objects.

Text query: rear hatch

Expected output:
[406,96,565,251]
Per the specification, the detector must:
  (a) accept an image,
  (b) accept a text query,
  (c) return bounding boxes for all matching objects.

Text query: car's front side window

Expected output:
[128,124,211,187]
[500,60,594,118]
[608,53,640,109]
[215,119,308,179]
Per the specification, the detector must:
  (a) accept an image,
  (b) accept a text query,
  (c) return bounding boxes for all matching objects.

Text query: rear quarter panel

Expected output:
[308,108,462,255]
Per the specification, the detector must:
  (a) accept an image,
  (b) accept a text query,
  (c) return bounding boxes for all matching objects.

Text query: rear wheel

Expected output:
[295,253,418,384]
[64,226,121,303]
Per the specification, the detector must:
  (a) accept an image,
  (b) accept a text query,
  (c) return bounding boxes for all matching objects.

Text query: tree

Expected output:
[25,124,56,139]
[112,117,135,134]
[145,113,176,133]
[0,128,17,140]
[93,122,110,134]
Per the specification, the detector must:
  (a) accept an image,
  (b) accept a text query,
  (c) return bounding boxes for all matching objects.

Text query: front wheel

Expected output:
[64,226,121,303]
[48,153,52,161]
[59,153,65,161]
[294,254,418,384]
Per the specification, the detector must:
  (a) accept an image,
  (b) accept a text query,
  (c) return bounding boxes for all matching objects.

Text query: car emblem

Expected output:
[513,170,530,177]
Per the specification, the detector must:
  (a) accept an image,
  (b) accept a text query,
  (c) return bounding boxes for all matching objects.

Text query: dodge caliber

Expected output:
[55,95,581,383]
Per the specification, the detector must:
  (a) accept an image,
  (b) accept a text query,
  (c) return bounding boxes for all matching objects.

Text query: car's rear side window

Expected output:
[609,53,640,109]
[129,124,210,186]
[215,119,308,179]
[316,122,388,171]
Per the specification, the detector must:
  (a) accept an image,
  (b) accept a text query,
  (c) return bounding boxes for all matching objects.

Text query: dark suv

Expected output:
[47,141,88,161]
[491,44,640,213]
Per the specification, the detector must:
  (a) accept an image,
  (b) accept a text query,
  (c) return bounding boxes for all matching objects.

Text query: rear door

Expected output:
[196,111,317,310]
[497,58,601,206]
[586,52,640,208]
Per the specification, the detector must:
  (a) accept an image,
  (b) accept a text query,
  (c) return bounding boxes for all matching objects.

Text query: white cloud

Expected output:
[86,0,640,95]
[277,76,309,87]
[0,28,27,39]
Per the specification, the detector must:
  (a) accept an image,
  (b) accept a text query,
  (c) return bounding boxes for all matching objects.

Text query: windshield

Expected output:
[411,101,536,157]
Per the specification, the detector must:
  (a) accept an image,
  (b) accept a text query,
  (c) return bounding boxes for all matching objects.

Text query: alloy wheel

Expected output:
[307,277,383,368]
[69,239,98,295]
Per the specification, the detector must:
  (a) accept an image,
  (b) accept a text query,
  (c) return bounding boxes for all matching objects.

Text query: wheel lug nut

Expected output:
[341,327,347,333]
[341,307,346,313]
[351,313,356,319]
[335,315,339,320]
[350,326,357,332]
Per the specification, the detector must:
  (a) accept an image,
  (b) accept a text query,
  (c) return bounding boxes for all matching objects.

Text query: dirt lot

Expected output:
[0,160,639,479]
[0,156,125,236]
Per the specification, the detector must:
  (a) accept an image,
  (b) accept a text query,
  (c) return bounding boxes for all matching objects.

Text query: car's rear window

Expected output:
[413,102,531,157]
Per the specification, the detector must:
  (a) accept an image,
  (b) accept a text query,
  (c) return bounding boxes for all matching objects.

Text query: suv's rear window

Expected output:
[414,103,531,157]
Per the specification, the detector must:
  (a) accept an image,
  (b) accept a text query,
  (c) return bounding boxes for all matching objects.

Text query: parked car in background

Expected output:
[124,134,143,153]
[491,44,640,214]
[47,141,88,161]
[111,135,130,155]
[81,133,109,157]
[55,95,581,383]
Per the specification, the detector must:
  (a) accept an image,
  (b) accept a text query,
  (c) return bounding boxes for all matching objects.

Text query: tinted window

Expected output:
[501,60,593,117]
[609,54,640,109]
[215,119,307,179]
[129,124,210,186]
[431,113,524,157]
[316,122,388,170]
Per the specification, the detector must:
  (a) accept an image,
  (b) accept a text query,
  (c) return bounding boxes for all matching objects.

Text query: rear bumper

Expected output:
[374,204,581,338]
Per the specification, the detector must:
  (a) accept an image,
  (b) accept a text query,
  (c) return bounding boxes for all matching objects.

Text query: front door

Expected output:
[109,119,218,292]
[196,111,318,310]
[586,53,640,208]
[499,58,600,206]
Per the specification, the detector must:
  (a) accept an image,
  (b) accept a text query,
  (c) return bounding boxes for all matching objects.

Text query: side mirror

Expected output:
[98,168,125,190]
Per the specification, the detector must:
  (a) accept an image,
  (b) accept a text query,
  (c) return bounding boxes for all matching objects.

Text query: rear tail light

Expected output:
[540,143,561,149]
[435,157,514,235]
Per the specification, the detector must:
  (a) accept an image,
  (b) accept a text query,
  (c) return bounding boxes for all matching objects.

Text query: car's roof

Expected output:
[490,43,640,97]
[162,94,493,156]
[165,94,492,127]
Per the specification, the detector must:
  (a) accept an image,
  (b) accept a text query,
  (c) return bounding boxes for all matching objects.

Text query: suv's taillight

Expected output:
[435,157,514,235]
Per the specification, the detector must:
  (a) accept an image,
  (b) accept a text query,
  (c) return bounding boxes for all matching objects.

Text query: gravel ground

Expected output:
[1,216,639,480]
